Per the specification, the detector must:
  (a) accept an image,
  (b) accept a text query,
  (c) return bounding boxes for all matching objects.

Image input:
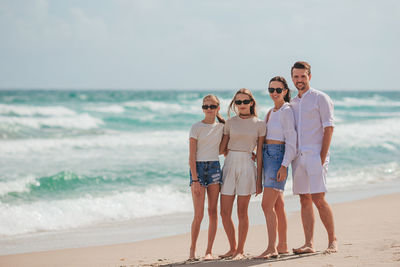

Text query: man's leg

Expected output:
[293,194,315,254]
[311,192,338,253]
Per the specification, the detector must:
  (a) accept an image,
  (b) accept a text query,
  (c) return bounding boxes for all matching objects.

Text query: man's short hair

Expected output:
[291,61,311,76]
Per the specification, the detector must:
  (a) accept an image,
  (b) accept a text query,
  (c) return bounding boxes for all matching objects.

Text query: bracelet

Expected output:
[192,180,199,183]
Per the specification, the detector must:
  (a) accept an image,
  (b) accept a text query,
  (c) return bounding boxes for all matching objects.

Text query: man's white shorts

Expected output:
[292,152,328,195]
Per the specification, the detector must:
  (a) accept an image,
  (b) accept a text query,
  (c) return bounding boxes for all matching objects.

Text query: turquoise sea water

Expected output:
[0,89,399,239]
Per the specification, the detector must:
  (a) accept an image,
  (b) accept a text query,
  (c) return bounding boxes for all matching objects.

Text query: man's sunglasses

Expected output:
[202,104,219,110]
[234,99,252,105]
[268,87,285,94]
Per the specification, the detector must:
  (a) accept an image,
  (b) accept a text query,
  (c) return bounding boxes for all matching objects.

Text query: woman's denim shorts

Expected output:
[263,144,288,191]
[189,161,222,187]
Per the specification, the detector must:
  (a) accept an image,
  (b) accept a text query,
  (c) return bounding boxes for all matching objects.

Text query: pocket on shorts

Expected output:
[307,154,323,177]
[265,150,282,161]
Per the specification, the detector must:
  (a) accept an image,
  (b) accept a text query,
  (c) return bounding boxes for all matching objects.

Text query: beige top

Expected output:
[189,121,224,161]
[224,116,266,152]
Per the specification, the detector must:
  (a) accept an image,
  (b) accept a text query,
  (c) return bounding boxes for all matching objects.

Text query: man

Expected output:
[290,61,337,254]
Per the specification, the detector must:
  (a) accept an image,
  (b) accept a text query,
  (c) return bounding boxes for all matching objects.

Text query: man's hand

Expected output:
[320,153,326,165]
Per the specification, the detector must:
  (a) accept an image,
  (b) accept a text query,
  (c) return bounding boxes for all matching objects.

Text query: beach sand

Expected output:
[1,193,399,267]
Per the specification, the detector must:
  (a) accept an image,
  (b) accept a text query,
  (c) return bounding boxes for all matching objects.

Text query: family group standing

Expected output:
[188,61,337,261]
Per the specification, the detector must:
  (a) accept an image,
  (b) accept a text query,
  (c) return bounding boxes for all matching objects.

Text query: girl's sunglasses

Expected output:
[234,99,252,105]
[268,87,284,94]
[202,104,218,110]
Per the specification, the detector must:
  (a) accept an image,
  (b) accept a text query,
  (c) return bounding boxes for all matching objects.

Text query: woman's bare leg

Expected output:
[256,188,280,258]
[275,192,288,253]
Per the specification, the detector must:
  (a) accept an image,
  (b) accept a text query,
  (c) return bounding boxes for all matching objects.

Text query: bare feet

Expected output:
[186,257,199,262]
[219,250,235,259]
[277,242,289,254]
[204,254,215,261]
[324,240,338,254]
[189,247,196,260]
[232,253,245,260]
[293,245,315,254]
[255,248,279,259]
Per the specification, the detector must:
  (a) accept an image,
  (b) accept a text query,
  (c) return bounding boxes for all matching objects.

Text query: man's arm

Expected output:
[320,126,333,164]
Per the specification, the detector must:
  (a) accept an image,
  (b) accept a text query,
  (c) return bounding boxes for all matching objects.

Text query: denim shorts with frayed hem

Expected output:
[189,161,222,187]
[263,144,288,191]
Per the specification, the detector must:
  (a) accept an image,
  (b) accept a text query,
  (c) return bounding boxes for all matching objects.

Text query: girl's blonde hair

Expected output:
[227,88,258,117]
[203,94,225,123]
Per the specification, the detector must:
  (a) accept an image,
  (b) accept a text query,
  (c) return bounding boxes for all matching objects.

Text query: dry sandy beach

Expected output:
[1,193,400,267]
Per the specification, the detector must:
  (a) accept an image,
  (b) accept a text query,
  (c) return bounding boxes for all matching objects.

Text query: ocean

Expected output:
[0,89,399,254]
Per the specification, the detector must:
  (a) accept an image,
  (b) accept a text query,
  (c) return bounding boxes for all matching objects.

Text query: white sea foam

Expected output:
[0,185,191,236]
[0,175,38,195]
[327,161,400,189]
[84,105,125,114]
[0,130,187,155]
[123,100,199,114]
[333,117,400,148]
[0,113,103,130]
[1,161,398,237]
[334,95,400,107]
[0,104,77,116]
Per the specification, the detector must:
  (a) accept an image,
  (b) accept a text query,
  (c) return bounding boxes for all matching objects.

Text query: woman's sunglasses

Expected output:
[234,99,252,105]
[202,104,219,110]
[268,87,285,94]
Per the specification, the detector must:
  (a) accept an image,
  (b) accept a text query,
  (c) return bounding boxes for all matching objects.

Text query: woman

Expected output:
[256,76,297,259]
[219,88,266,260]
[188,94,225,261]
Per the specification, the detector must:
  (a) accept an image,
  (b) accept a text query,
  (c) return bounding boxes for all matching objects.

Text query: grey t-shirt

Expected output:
[189,121,224,161]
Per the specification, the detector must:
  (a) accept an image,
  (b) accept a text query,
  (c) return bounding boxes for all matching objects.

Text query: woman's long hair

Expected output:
[203,94,225,123]
[269,76,291,102]
[227,88,257,117]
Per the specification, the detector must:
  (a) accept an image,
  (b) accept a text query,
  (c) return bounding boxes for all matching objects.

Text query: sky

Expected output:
[0,0,399,90]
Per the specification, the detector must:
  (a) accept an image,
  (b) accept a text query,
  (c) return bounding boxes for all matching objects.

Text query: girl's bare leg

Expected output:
[220,194,236,258]
[189,185,206,259]
[234,195,251,258]
[204,184,220,260]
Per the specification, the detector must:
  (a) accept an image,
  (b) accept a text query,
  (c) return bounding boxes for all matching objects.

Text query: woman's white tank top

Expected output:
[266,109,284,142]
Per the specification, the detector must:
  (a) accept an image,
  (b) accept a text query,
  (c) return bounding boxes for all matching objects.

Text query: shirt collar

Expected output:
[297,87,313,99]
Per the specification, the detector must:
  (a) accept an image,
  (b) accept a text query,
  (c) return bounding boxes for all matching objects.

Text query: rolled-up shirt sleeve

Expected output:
[280,107,297,167]
[318,93,335,128]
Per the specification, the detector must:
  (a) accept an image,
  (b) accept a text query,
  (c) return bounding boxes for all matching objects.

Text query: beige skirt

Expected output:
[221,151,257,196]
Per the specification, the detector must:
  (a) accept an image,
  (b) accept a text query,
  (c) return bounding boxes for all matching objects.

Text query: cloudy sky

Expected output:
[0,0,399,90]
